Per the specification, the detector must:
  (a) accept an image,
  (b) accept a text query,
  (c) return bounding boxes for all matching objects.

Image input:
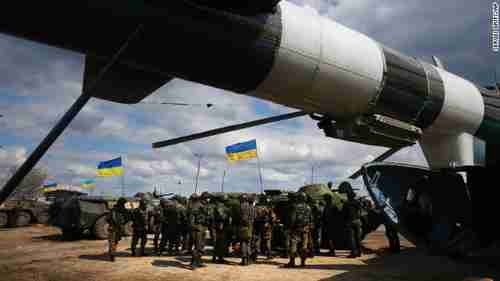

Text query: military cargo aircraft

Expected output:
[0,1,498,257]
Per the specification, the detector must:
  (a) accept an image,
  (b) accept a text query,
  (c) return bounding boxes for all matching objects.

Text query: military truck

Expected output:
[0,198,51,228]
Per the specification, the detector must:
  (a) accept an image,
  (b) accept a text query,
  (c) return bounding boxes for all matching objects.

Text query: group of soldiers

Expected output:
[106,181,399,268]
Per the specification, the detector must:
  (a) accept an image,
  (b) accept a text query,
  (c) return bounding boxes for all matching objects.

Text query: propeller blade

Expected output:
[152,111,307,148]
[348,146,405,179]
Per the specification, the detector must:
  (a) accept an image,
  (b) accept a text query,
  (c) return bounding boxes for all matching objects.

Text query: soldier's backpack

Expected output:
[240,202,253,227]
[294,204,310,227]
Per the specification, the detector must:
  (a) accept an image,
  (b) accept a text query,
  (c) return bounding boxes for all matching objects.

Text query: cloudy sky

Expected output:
[0,0,497,197]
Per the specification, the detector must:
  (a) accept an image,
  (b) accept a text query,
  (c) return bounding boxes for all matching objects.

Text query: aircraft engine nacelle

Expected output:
[317,114,423,148]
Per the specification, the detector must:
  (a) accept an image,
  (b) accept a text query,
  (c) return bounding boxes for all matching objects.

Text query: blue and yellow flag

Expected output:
[42,180,58,192]
[225,140,258,162]
[97,157,124,177]
[81,179,96,189]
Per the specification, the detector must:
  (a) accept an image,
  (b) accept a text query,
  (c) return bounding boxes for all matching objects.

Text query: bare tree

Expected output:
[1,166,48,200]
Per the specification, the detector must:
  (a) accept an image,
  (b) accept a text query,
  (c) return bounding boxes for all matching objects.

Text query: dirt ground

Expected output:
[0,225,497,281]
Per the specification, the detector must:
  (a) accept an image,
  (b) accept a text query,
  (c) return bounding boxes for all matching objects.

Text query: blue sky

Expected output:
[0,0,497,197]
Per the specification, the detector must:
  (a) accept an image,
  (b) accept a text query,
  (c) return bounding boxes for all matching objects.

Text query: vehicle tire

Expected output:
[94,216,109,240]
[14,211,31,227]
[36,211,50,224]
[124,221,133,237]
[62,228,81,240]
[0,211,8,228]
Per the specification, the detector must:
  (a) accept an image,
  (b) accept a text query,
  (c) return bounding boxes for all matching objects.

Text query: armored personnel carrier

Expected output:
[0,198,51,228]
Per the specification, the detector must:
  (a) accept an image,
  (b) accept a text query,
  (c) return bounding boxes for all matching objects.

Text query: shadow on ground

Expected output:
[152,260,193,270]
[315,247,500,281]
[79,252,130,262]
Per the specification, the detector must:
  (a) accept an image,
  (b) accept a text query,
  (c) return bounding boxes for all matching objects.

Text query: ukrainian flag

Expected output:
[42,181,58,192]
[226,140,258,162]
[81,179,96,189]
[97,157,124,177]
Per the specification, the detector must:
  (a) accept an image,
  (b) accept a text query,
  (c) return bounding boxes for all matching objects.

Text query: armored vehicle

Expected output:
[0,198,51,228]
[49,191,172,240]
[49,195,135,240]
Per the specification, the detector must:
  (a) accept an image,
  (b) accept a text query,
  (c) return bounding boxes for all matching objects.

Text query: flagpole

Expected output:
[256,146,264,194]
[221,170,226,193]
[121,156,125,197]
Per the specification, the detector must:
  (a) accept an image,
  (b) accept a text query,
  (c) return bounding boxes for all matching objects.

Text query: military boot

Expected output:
[109,253,115,262]
[131,248,136,257]
[139,247,145,257]
[300,257,306,267]
[285,258,296,268]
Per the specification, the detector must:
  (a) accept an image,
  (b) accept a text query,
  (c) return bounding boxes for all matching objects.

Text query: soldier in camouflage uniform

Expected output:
[310,201,324,256]
[188,193,209,269]
[107,197,129,262]
[163,199,182,255]
[151,200,163,255]
[341,182,362,258]
[158,199,170,255]
[253,194,275,261]
[212,194,231,263]
[239,194,255,266]
[131,199,148,256]
[322,193,339,256]
[286,192,313,268]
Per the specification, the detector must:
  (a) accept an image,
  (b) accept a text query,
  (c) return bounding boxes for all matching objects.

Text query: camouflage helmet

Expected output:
[338,181,353,194]
[116,197,127,206]
[296,191,307,202]
[201,191,211,200]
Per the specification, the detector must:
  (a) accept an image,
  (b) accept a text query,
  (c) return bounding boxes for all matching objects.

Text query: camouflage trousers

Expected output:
[289,227,310,259]
[191,227,206,265]
[131,229,147,256]
[253,230,272,258]
[346,221,362,257]
[160,229,180,254]
[239,226,253,258]
[108,226,123,257]
[213,228,228,260]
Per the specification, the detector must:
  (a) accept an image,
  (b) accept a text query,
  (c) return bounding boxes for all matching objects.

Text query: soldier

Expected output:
[310,201,324,256]
[188,193,209,269]
[212,194,231,263]
[164,200,182,255]
[131,199,148,256]
[385,223,400,253]
[253,194,274,261]
[158,199,170,255]
[341,182,362,258]
[286,191,312,268]
[322,193,338,256]
[107,197,129,262]
[151,201,163,255]
[239,194,255,266]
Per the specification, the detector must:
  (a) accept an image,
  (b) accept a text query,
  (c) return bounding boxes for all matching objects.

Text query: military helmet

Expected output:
[296,191,307,202]
[201,191,211,200]
[116,197,127,206]
[338,181,353,194]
